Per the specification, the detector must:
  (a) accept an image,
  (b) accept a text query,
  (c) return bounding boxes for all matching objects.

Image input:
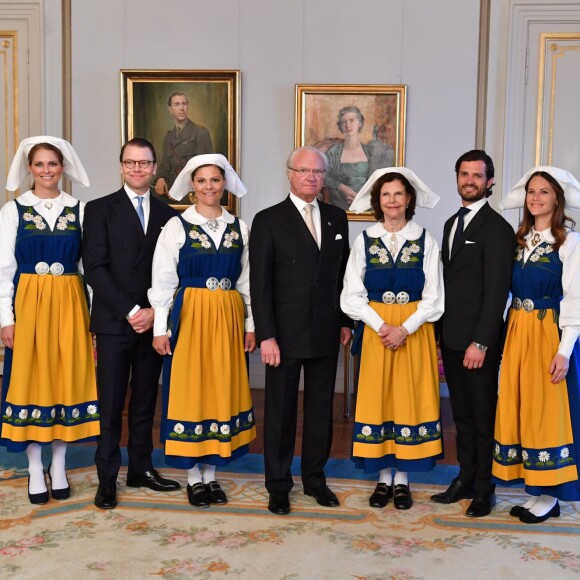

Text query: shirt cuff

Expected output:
[127,304,140,319]
[153,307,169,337]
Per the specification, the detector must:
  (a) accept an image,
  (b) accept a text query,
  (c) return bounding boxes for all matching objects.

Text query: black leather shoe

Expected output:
[304,485,339,507]
[393,484,413,510]
[369,483,393,508]
[205,481,227,504]
[126,469,181,492]
[28,474,49,505]
[268,491,290,515]
[95,479,117,509]
[187,483,210,508]
[509,505,529,518]
[519,501,560,524]
[466,493,496,517]
[430,478,475,504]
[47,463,70,500]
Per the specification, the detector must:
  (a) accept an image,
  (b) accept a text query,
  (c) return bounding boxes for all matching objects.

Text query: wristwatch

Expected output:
[472,342,488,352]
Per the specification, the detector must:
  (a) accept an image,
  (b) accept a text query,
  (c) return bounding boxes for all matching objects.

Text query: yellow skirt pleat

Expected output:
[493,309,577,486]
[3,273,99,443]
[165,288,255,458]
[352,302,442,461]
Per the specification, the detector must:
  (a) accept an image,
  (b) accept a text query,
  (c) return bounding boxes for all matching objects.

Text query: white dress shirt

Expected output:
[0,190,85,327]
[447,197,487,253]
[148,205,254,336]
[124,184,150,233]
[341,220,444,335]
[289,192,321,248]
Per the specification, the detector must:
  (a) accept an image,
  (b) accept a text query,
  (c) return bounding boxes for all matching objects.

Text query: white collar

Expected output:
[366,220,422,240]
[16,190,78,208]
[527,226,555,245]
[461,197,487,214]
[289,192,319,212]
[182,204,234,225]
[124,184,150,202]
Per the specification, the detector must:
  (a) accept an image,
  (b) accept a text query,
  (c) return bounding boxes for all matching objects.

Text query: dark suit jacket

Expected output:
[440,201,515,352]
[82,188,178,335]
[250,196,352,359]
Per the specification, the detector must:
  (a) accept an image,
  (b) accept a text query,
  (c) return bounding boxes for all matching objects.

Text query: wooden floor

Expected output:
[143,387,458,465]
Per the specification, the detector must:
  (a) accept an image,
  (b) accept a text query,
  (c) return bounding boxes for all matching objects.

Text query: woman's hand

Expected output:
[244,332,256,353]
[0,325,15,349]
[550,352,569,384]
[338,183,358,204]
[153,335,172,356]
[378,323,407,351]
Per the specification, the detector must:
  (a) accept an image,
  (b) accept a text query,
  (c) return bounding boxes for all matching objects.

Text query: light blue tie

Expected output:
[136,196,145,231]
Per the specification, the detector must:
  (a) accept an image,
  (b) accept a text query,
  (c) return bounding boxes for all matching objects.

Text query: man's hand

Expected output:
[128,308,154,333]
[154,178,168,195]
[0,325,15,349]
[463,343,486,369]
[340,327,352,346]
[245,332,257,353]
[260,338,281,367]
[550,352,569,384]
[153,335,172,356]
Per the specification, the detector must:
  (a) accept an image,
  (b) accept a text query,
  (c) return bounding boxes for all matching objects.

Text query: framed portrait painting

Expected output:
[295,84,407,221]
[121,69,240,213]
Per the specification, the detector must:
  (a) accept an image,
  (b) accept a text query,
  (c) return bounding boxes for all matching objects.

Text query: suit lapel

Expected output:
[280,196,320,257]
[449,202,491,261]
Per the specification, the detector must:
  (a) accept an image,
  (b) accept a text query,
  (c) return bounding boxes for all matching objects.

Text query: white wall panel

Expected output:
[70,0,481,246]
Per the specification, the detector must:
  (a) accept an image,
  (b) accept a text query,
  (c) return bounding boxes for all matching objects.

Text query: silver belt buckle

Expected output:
[512,297,522,310]
[49,262,64,276]
[382,291,395,304]
[522,298,534,312]
[206,277,219,290]
[219,277,232,290]
[396,291,410,305]
[35,262,50,275]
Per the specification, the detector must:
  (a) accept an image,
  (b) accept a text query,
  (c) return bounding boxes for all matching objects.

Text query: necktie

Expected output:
[136,196,145,231]
[451,206,470,255]
[304,203,318,245]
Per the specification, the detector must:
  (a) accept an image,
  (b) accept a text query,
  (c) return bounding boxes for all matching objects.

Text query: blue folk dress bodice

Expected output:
[512,241,562,313]
[167,217,244,345]
[14,202,81,288]
[363,228,427,301]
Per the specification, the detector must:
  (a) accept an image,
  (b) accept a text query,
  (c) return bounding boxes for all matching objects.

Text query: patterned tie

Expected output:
[304,203,318,245]
[451,206,470,255]
[136,196,145,231]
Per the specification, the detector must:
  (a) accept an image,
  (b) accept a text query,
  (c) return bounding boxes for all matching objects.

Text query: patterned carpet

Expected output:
[2,459,580,579]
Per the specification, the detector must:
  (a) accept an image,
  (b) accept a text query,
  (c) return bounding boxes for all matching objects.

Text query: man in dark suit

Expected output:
[154,91,213,196]
[431,150,515,517]
[83,138,180,509]
[250,146,352,515]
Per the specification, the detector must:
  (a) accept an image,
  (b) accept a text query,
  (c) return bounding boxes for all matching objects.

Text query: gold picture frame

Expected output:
[121,69,241,213]
[295,84,407,221]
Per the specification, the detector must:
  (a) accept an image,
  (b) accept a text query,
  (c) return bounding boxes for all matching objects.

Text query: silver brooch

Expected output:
[530,232,541,247]
[44,201,54,210]
[206,218,220,232]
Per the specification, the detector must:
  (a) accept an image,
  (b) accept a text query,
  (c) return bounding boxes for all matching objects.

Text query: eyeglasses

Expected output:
[122,160,153,169]
[288,167,326,177]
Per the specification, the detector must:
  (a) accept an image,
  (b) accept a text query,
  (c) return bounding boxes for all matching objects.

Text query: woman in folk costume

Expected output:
[341,168,444,510]
[149,154,256,508]
[492,166,580,523]
[0,137,99,504]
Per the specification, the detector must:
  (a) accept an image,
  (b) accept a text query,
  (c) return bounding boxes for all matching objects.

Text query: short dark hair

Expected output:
[167,91,188,106]
[454,149,495,197]
[337,106,364,133]
[370,172,416,222]
[27,142,64,166]
[119,138,156,163]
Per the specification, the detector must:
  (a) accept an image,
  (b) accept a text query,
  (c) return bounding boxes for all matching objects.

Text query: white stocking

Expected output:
[26,443,46,494]
[202,464,216,484]
[187,464,202,486]
[50,440,68,489]
[379,468,392,485]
